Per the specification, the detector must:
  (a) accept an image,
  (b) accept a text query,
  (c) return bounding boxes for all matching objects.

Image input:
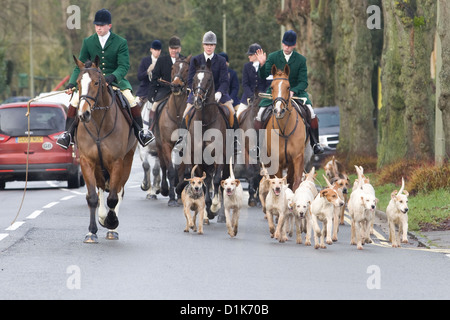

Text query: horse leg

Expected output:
[81,159,99,243]
[291,154,305,192]
[163,143,178,207]
[151,156,161,195]
[205,172,214,219]
[160,161,169,197]
[140,149,151,191]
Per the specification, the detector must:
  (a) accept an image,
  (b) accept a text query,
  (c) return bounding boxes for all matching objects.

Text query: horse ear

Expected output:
[271,64,277,76]
[284,64,290,77]
[73,55,84,70]
[93,55,101,68]
[194,58,200,70]
[186,54,192,64]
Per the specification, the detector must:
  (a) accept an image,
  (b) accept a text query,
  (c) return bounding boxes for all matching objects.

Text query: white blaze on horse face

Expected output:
[274,81,283,113]
[78,73,92,116]
[197,72,205,88]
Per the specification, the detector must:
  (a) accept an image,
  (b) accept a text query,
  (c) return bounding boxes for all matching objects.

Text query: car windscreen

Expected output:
[318,111,340,128]
[0,106,65,137]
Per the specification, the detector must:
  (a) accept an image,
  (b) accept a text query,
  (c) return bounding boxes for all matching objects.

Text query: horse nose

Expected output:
[80,110,91,122]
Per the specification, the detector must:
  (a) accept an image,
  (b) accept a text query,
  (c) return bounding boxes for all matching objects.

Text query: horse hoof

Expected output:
[146,194,157,200]
[106,231,119,240]
[141,183,150,191]
[168,199,178,207]
[84,233,98,244]
[248,199,258,207]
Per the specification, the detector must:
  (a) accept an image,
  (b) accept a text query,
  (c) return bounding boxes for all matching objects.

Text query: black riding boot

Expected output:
[131,107,154,147]
[57,117,76,149]
[173,118,187,157]
[310,117,324,155]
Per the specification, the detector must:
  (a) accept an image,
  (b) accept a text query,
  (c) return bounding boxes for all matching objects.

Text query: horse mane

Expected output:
[84,60,93,68]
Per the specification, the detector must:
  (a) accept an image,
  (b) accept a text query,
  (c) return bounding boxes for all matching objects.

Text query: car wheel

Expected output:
[0,180,5,190]
[67,166,82,189]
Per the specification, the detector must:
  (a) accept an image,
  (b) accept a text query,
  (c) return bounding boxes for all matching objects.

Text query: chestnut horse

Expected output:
[155,55,191,206]
[265,64,311,191]
[73,56,137,243]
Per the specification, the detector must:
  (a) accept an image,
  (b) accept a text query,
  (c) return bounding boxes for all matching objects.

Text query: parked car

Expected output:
[0,102,83,189]
[312,106,340,168]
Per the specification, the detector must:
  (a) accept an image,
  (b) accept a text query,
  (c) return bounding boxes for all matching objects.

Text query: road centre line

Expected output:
[26,210,43,220]
[0,234,9,241]
[6,221,25,231]
[43,202,59,208]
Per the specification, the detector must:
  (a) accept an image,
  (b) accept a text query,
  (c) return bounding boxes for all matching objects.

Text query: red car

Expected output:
[0,102,83,189]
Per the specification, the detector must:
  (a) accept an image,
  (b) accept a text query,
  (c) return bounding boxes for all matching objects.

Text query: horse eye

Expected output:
[94,82,99,86]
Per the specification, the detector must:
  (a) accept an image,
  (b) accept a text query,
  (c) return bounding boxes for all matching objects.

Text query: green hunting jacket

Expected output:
[258,49,311,107]
[69,32,132,91]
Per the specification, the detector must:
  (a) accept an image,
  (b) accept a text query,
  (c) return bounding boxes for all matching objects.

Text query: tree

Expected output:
[437,0,450,160]
[378,0,436,167]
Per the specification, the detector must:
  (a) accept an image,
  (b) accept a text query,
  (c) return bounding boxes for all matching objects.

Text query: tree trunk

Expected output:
[333,0,377,159]
[437,0,450,159]
[378,0,436,167]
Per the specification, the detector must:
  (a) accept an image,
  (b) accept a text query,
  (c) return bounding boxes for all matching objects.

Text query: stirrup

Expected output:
[313,143,324,155]
[56,131,72,150]
[138,129,155,147]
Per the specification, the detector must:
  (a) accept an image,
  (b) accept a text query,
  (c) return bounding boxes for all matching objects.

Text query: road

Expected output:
[0,152,449,301]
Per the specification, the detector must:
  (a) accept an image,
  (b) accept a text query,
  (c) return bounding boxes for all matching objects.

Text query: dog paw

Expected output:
[305,241,311,246]
[357,244,364,250]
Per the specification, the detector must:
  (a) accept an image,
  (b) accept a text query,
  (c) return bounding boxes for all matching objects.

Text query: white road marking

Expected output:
[26,210,43,220]
[6,221,25,231]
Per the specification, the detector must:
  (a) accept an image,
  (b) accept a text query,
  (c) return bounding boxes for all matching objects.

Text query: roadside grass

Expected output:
[314,168,450,232]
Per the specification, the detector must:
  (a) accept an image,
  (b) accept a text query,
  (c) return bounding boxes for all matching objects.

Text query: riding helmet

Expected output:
[246,43,262,55]
[93,9,112,25]
[282,30,297,46]
[202,31,217,45]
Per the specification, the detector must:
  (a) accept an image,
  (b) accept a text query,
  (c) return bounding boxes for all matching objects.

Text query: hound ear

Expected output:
[201,172,207,179]
[73,55,84,70]
[391,190,398,200]
[220,180,225,188]
[403,190,409,197]
[320,189,328,197]
[235,179,241,186]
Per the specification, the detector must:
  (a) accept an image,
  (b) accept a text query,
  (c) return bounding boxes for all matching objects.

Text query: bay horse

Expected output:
[265,64,312,192]
[154,55,191,206]
[73,56,137,243]
[178,59,230,219]
[235,95,262,207]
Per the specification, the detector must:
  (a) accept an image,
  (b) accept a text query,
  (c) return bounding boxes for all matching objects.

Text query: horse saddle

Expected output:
[261,99,310,128]
[184,103,233,129]
[112,88,133,126]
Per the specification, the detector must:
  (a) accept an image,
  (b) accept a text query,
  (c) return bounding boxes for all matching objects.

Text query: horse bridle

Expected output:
[272,77,291,118]
[171,61,189,93]
[78,68,109,111]
[193,70,213,109]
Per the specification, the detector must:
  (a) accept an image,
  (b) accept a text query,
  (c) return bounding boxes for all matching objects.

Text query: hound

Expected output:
[386,177,410,247]
[265,175,289,242]
[310,187,345,249]
[348,166,378,250]
[324,156,349,225]
[322,174,349,242]
[181,165,207,234]
[221,158,244,237]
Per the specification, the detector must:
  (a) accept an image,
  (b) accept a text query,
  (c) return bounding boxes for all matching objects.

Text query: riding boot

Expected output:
[131,106,154,147]
[56,104,78,149]
[310,117,324,155]
[148,110,156,132]
[172,118,188,157]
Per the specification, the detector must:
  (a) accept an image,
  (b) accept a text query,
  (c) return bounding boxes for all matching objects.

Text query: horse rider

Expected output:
[136,39,162,106]
[254,30,324,155]
[236,43,269,119]
[173,31,240,154]
[218,52,240,109]
[57,8,154,149]
[147,36,183,131]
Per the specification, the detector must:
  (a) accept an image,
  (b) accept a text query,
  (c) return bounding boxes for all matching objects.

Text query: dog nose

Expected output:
[404,208,409,213]
[371,205,375,209]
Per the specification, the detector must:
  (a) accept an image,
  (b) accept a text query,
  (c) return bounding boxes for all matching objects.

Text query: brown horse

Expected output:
[177,59,230,219]
[73,56,137,243]
[265,64,311,191]
[235,96,262,207]
[155,55,191,206]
